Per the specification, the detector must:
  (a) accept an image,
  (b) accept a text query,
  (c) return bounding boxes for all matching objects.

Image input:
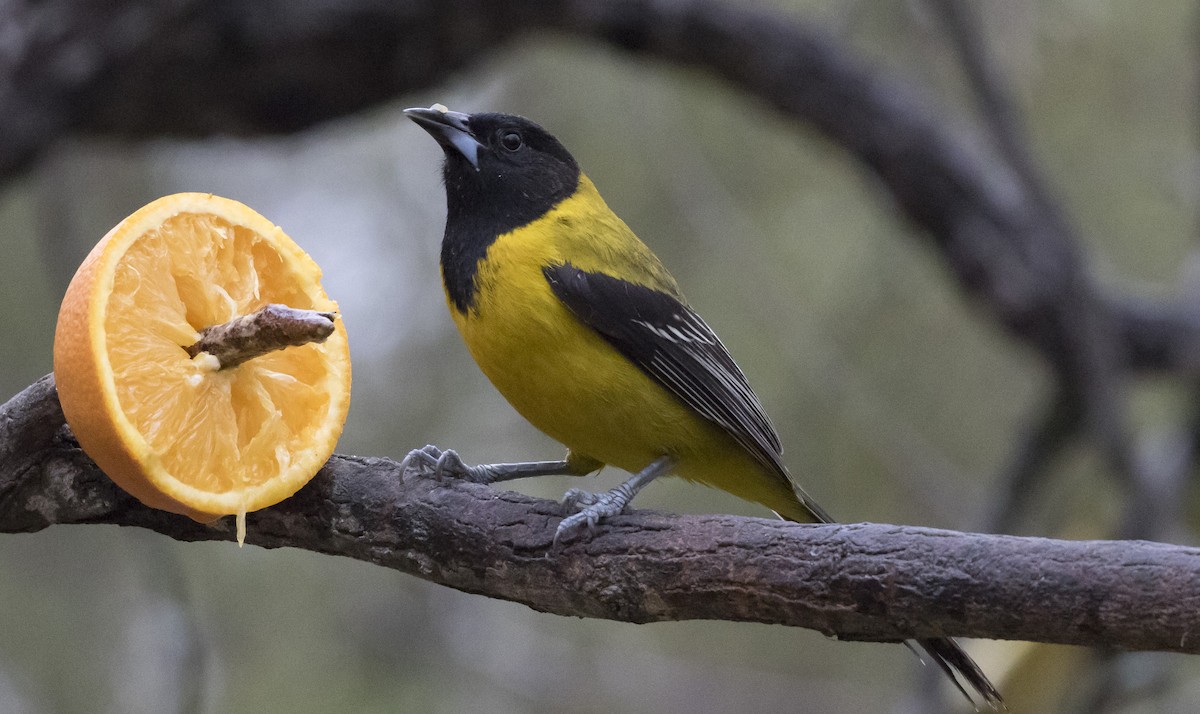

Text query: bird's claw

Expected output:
[562,487,600,508]
[400,444,483,482]
[553,487,629,546]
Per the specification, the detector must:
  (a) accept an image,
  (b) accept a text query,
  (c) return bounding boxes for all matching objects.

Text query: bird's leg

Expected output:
[555,455,674,544]
[401,444,596,484]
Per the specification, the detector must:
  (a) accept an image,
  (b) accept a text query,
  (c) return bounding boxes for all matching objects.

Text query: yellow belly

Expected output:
[456,268,699,468]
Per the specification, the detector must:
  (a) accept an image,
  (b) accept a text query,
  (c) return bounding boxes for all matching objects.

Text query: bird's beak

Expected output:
[404,106,483,169]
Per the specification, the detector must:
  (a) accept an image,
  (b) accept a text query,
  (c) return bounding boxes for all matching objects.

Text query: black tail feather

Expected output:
[915,637,1005,711]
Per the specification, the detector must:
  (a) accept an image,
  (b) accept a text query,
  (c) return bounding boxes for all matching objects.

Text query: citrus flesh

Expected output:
[54,193,351,523]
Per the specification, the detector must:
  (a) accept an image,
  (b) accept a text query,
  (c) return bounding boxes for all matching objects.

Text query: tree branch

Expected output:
[185,304,338,369]
[4,375,1200,653]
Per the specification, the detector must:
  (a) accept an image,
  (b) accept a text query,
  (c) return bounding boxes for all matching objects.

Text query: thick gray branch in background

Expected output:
[3,0,1199,377]
[4,375,1200,653]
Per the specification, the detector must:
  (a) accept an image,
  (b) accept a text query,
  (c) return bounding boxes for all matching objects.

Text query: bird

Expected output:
[402,104,1003,710]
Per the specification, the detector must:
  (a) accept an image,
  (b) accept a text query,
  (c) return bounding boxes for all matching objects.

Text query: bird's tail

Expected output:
[780,484,1005,710]
[914,637,1005,711]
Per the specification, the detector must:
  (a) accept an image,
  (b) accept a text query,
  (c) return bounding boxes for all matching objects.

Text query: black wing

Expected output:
[544,262,787,480]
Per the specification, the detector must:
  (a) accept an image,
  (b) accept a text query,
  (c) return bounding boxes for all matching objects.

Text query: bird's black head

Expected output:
[405,107,580,232]
[405,106,582,312]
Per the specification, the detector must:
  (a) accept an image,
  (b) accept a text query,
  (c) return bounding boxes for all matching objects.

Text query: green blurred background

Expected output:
[2,1,1198,712]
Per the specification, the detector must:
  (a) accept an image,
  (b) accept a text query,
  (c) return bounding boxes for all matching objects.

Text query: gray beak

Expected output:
[404,106,483,169]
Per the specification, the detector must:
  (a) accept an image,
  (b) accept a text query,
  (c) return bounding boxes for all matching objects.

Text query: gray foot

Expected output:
[554,486,633,544]
[400,444,492,483]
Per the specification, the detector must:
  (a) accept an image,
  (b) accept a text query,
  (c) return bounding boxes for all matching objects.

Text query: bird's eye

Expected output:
[500,132,523,151]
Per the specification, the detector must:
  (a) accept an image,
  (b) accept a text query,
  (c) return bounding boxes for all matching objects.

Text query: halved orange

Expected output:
[53,193,351,526]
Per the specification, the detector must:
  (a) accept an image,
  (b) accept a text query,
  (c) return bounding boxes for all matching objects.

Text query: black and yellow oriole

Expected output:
[403,105,1003,709]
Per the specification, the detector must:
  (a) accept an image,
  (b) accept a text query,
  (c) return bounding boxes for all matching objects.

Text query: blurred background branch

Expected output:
[7,0,1200,373]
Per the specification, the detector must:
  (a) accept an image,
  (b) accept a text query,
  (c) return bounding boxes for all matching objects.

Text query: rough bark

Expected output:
[3,375,1200,653]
